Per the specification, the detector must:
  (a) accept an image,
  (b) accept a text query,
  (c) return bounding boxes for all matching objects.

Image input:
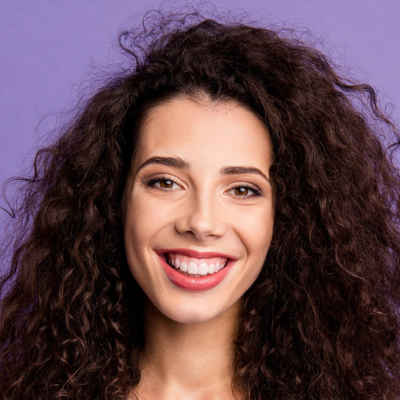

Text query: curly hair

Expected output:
[1,8,400,400]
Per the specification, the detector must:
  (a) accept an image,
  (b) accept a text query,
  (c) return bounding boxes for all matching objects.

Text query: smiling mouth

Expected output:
[164,253,229,278]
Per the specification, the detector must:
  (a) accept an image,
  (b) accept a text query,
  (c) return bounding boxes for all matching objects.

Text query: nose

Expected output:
[174,192,226,241]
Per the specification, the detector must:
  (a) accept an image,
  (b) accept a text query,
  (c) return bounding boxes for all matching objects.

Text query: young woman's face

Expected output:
[123,96,274,324]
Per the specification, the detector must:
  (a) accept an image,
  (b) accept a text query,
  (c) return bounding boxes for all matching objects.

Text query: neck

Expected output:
[133,297,241,400]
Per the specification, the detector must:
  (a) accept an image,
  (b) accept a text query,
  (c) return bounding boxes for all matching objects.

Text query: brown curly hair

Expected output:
[1,8,400,400]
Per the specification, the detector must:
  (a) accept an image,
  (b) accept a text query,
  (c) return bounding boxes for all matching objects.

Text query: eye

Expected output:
[143,176,182,190]
[228,185,263,199]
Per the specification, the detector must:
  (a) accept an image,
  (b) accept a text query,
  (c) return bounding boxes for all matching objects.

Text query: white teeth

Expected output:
[208,263,215,274]
[216,262,226,272]
[180,261,188,272]
[188,262,197,274]
[198,262,208,276]
[166,253,229,275]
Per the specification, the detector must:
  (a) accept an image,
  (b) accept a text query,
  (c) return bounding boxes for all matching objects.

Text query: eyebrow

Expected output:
[135,156,270,183]
[220,166,270,183]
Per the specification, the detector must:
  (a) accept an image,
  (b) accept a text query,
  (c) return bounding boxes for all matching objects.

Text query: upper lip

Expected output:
[155,248,238,260]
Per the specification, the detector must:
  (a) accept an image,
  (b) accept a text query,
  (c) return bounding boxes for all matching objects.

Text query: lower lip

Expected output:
[158,254,236,292]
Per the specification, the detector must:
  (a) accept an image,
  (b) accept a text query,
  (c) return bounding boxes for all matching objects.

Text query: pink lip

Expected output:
[155,248,237,259]
[155,249,237,292]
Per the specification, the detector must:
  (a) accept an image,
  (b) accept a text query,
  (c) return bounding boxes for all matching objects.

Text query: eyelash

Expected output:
[143,175,263,199]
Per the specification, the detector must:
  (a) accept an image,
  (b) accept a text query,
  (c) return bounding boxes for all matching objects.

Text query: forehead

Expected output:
[132,96,273,172]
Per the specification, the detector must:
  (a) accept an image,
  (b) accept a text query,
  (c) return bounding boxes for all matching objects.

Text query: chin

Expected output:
[154,298,234,325]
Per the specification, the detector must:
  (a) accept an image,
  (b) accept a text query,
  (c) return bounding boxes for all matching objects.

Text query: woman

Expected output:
[1,9,400,400]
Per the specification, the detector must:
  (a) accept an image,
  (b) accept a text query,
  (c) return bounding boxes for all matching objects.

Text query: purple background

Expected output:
[1,0,399,227]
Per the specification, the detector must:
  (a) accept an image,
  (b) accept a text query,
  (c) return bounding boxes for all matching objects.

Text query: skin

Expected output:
[123,96,274,400]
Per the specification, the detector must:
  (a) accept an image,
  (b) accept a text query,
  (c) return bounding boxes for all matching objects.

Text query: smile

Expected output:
[155,249,237,291]
[166,253,228,276]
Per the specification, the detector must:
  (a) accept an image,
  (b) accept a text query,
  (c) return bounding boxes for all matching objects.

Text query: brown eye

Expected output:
[228,185,262,199]
[159,179,174,188]
[234,187,249,196]
[144,176,182,190]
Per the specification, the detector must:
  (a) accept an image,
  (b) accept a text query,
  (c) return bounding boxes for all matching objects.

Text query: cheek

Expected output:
[236,205,274,248]
[125,195,168,242]
[124,196,156,276]
[124,194,176,286]
[235,206,274,281]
